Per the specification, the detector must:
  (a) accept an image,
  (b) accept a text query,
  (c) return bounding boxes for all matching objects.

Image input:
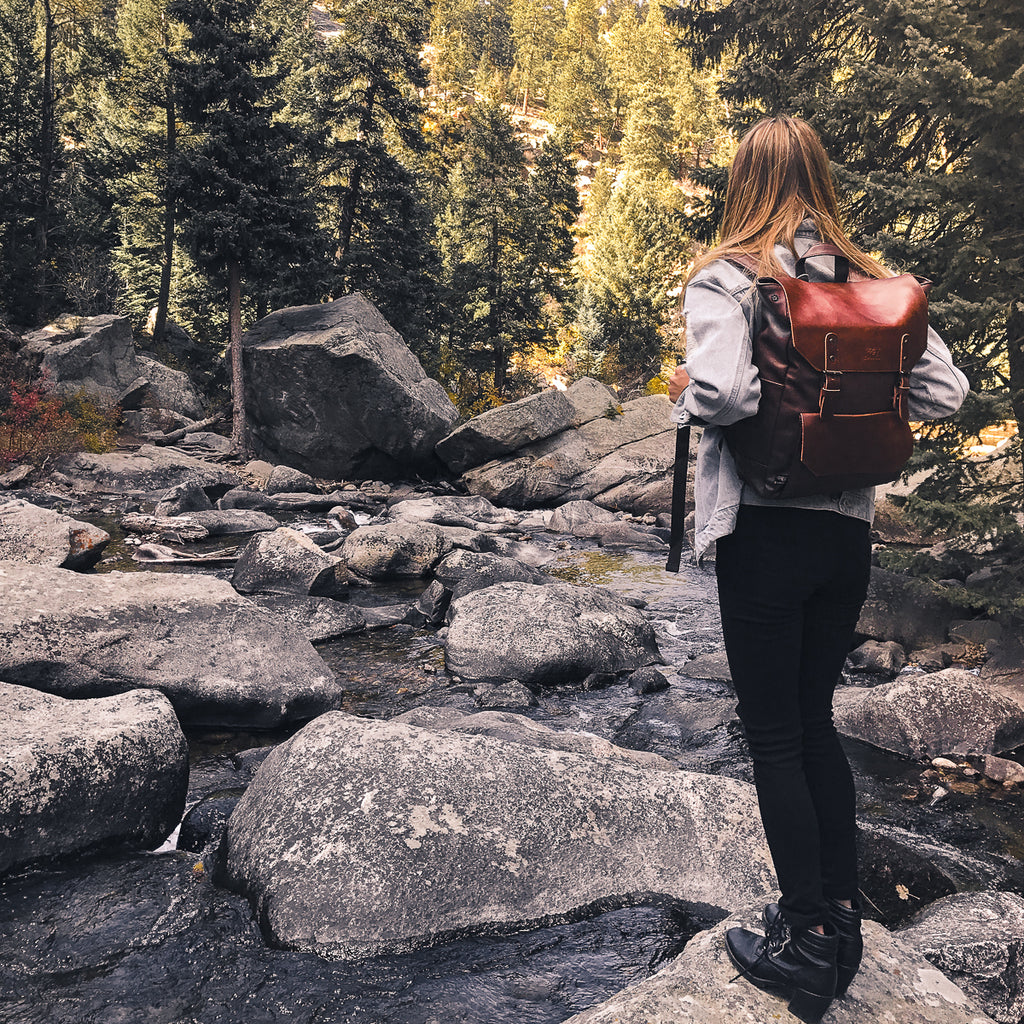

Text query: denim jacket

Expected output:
[671,220,970,565]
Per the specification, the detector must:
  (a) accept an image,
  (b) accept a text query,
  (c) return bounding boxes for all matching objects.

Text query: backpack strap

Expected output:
[796,243,850,282]
[665,423,691,573]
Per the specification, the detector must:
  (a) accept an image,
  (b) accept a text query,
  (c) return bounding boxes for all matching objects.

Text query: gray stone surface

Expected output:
[391,707,677,770]
[388,494,518,528]
[221,713,776,958]
[434,378,619,474]
[232,527,349,596]
[136,354,205,419]
[461,394,676,514]
[265,465,318,495]
[0,559,340,727]
[342,521,453,579]
[547,499,621,536]
[847,639,908,676]
[0,498,109,570]
[21,315,141,405]
[55,446,240,497]
[0,682,187,874]
[857,567,961,648]
[834,668,1024,758]
[154,481,214,516]
[186,509,280,537]
[247,595,367,642]
[563,908,996,1024]
[241,294,459,479]
[445,581,661,683]
[897,891,1024,1024]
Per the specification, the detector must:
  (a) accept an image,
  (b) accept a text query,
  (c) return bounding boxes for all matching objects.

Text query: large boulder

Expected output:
[562,907,997,1024]
[0,682,187,875]
[220,713,776,958]
[341,521,454,579]
[460,394,677,514]
[0,560,341,728]
[445,581,661,683]
[434,377,619,474]
[0,498,109,570]
[896,891,1024,1024]
[20,315,206,418]
[834,668,1024,758]
[21,314,141,405]
[241,294,459,479]
[53,445,240,497]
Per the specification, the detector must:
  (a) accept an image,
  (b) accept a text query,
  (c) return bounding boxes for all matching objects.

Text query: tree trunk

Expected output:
[37,0,56,306]
[337,82,378,260]
[153,68,176,348]
[228,260,247,454]
[1005,302,1024,511]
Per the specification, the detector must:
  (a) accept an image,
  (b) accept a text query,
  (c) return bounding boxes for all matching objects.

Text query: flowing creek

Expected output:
[2,523,1023,1024]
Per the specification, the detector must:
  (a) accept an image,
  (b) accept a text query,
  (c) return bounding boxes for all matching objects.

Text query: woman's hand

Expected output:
[668,365,690,403]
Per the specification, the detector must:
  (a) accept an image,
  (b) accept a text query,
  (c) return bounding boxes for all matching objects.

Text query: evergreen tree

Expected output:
[437,101,574,407]
[317,0,438,347]
[509,0,564,113]
[169,0,322,448]
[0,0,43,323]
[545,0,608,144]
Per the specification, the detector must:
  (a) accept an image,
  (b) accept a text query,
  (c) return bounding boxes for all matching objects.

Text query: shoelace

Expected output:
[730,912,791,984]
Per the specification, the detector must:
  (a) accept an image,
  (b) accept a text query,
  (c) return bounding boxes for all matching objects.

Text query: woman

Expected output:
[667,115,968,1024]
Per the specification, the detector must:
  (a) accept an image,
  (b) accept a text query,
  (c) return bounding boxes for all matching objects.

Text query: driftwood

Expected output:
[121,513,209,541]
[133,542,238,564]
[144,414,225,446]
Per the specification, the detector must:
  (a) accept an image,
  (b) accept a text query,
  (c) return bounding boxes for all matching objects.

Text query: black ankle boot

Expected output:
[726,912,838,1024]
[763,898,863,998]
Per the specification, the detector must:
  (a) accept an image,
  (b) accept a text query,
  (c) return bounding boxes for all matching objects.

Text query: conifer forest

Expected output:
[2,0,1024,604]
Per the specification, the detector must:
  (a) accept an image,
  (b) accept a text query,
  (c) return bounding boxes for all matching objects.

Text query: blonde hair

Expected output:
[688,115,889,282]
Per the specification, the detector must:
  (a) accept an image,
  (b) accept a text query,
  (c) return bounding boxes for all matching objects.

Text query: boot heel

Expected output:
[835,965,855,998]
[788,987,833,1024]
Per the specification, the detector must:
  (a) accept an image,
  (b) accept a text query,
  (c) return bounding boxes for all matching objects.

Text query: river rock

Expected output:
[856,567,960,648]
[0,559,341,728]
[246,595,366,642]
[389,494,519,529]
[342,521,453,579]
[547,499,621,536]
[0,683,187,875]
[154,480,214,516]
[461,395,676,515]
[220,713,775,958]
[55,445,240,497]
[847,639,907,676]
[434,377,619,474]
[135,354,205,420]
[445,581,661,684]
[392,707,676,771]
[186,509,279,536]
[896,891,1024,1024]
[404,580,451,628]
[0,498,109,570]
[232,527,349,596]
[834,668,1024,758]
[241,294,459,479]
[562,907,996,1024]
[265,465,318,495]
[433,548,548,589]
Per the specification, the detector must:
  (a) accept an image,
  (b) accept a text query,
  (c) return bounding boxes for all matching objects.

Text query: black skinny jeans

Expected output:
[715,504,871,932]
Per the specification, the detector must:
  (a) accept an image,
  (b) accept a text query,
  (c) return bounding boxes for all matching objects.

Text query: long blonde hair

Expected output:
[688,115,889,282]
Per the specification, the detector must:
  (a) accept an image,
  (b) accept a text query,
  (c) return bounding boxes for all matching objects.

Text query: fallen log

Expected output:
[144,414,225,446]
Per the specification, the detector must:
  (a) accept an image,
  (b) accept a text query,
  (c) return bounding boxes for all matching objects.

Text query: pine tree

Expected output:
[317,0,438,348]
[169,0,322,449]
[437,101,573,407]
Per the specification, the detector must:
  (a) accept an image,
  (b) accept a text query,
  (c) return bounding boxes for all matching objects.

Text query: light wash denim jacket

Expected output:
[671,220,970,565]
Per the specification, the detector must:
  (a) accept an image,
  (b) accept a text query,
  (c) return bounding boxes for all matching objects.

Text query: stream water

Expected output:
[2,522,1023,1024]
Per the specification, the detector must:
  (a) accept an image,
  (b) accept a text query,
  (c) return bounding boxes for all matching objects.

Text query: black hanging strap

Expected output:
[665,423,691,573]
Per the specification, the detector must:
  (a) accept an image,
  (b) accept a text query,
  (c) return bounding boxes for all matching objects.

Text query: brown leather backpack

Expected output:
[724,243,930,499]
